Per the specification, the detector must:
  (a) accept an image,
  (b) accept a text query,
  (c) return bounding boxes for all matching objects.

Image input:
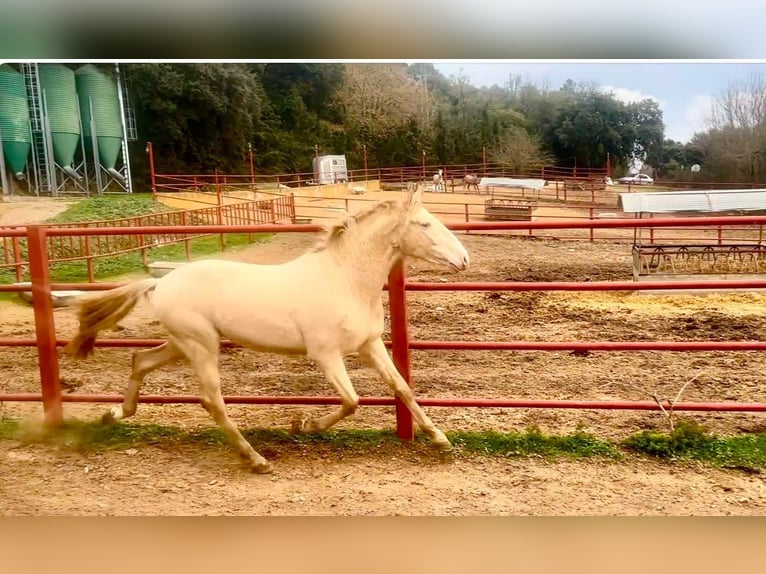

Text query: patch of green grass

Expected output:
[0,418,619,461]
[47,194,170,224]
[0,193,272,284]
[0,418,20,436]
[5,416,766,471]
[46,232,267,282]
[448,427,621,459]
[623,420,766,471]
[0,418,409,453]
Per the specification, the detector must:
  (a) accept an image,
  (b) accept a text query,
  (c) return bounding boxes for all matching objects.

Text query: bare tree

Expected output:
[704,73,766,180]
[489,127,553,175]
[334,64,422,145]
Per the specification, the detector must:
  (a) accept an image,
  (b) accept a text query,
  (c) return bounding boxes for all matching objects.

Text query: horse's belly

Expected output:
[218,315,307,355]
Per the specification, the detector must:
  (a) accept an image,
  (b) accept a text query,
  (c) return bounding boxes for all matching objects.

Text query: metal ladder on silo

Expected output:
[21,63,56,195]
[116,63,136,193]
[119,67,138,142]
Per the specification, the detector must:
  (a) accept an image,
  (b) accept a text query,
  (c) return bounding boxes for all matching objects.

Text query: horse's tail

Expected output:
[64,278,158,360]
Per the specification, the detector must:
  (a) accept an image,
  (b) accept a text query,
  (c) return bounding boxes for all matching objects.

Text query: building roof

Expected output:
[619,189,766,214]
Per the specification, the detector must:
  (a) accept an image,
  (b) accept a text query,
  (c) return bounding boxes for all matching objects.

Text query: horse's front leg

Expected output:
[291,352,359,434]
[359,337,451,451]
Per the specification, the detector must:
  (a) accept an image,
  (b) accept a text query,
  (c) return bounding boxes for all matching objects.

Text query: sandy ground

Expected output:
[3,230,766,515]
[0,197,76,226]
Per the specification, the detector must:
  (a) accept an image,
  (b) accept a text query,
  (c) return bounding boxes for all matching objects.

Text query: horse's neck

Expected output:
[323,216,405,300]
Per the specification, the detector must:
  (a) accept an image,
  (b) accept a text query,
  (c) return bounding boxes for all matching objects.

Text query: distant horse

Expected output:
[463,174,480,192]
[64,184,470,474]
[433,169,444,192]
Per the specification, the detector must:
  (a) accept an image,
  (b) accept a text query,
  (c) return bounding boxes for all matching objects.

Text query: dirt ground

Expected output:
[3,203,766,515]
[0,197,76,226]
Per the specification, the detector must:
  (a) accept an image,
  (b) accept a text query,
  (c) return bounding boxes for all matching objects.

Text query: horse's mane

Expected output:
[312,199,405,252]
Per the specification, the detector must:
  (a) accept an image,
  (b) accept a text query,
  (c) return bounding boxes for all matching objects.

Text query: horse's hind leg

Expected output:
[359,337,451,451]
[292,352,359,434]
[102,341,182,424]
[174,334,273,473]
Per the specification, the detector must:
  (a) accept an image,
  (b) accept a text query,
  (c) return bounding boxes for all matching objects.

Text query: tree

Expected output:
[654,138,691,179]
[128,63,261,174]
[119,63,676,183]
[490,127,553,175]
[630,99,665,169]
[335,63,422,167]
[703,73,766,181]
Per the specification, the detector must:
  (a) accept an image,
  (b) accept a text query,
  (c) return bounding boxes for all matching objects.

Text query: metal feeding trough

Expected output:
[147,261,186,278]
[14,283,85,308]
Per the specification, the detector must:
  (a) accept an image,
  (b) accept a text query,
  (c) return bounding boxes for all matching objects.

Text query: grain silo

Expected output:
[0,64,32,195]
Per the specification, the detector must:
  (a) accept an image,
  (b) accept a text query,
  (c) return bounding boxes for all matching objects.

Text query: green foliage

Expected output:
[47,194,169,224]
[0,418,618,461]
[624,420,766,470]
[4,416,766,470]
[128,63,263,175]
[448,427,620,459]
[122,63,681,180]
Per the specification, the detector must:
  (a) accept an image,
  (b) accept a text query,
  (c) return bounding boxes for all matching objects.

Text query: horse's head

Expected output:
[398,184,470,271]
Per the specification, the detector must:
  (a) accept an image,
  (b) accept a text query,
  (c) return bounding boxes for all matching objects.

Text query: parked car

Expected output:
[618,173,654,185]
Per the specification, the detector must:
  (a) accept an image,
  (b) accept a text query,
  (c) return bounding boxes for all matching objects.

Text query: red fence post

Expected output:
[249,143,256,188]
[181,211,191,260]
[12,236,23,282]
[147,142,157,200]
[84,236,94,282]
[465,203,470,234]
[387,258,414,440]
[215,170,226,250]
[26,226,63,427]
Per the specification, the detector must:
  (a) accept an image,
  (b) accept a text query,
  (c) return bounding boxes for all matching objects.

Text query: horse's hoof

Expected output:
[251,461,274,474]
[101,411,116,425]
[434,440,453,453]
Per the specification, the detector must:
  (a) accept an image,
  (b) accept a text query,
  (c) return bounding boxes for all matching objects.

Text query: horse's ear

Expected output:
[408,183,424,208]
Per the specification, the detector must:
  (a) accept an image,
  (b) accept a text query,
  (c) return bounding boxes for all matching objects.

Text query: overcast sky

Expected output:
[433,62,766,143]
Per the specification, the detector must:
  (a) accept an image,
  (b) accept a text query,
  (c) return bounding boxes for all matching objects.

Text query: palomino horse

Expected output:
[463,174,480,192]
[432,169,444,192]
[64,184,470,473]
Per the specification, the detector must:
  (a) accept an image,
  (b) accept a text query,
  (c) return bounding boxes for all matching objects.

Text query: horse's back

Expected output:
[153,258,315,302]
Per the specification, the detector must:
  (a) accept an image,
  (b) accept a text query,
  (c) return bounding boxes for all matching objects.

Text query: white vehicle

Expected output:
[618,173,654,185]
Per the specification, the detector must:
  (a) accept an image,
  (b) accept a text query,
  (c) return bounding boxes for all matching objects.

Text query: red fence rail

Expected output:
[4,215,766,438]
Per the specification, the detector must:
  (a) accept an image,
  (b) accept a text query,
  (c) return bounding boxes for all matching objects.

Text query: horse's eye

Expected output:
[419,221,431,228]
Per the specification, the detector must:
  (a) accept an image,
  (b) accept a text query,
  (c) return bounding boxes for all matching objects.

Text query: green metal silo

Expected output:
[0,64,32,176]
[38,64,80,168]
[75,64,123,170]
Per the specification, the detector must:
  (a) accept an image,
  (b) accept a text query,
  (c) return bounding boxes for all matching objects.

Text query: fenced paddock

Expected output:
[3,215,766,439]
[5,216,766,514]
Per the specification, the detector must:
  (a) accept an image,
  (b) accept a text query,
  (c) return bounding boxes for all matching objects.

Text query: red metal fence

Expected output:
[4,215,766,439]
[0,195,295,283]
[152,163,607,190]
[148,138,609,196]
